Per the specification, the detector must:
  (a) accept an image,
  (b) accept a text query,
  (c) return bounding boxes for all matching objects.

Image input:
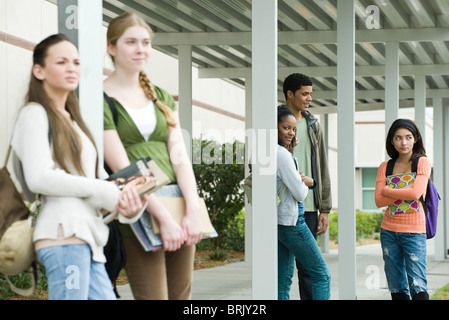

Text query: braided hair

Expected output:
[139,71,176,127]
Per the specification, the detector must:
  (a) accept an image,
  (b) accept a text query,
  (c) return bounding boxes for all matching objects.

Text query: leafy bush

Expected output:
[328,211,384,244]
[192,139,245,250]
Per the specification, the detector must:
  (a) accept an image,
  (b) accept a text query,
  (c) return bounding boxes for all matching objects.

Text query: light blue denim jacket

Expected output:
[277,145,308,226]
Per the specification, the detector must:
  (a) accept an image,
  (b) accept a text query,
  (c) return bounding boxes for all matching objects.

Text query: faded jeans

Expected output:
[36,244,116,300]
[380,229,428,297]
[278,215,331,300]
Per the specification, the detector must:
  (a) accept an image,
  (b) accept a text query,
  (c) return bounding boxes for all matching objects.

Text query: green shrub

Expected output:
[192,138,245,251]
[328,211,384,244]
[208,248,229,261]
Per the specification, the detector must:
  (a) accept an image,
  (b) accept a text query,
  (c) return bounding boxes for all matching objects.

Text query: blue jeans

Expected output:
[278,215,331,300]
[295,211,318,300]
[380,229,428,297]
[36,244,116,300]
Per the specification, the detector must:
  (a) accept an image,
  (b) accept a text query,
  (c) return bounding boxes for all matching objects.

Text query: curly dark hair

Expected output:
[282,73,313,100]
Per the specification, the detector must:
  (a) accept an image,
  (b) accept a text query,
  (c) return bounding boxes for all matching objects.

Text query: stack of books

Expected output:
[103,157,216,251]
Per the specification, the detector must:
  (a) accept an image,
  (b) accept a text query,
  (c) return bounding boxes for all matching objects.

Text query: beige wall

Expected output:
[0,0,58,165]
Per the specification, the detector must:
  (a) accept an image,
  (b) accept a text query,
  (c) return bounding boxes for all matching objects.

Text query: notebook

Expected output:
[386,172,420,215]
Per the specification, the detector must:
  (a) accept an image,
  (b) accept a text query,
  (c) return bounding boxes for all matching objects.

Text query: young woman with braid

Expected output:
[103,12,202,300]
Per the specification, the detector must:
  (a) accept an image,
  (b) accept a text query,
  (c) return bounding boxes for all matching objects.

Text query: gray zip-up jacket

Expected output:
[277,145,309,226]
[301,111,332,213]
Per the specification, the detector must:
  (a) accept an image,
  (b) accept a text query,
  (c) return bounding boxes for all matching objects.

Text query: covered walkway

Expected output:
[51,0,449,300]
[116,240,449,300]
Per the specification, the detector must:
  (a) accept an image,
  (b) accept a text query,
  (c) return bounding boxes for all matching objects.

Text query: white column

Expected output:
[244,78,253,267]
[414,75,426,143]
[251,0,278,300]
[337,0,357,300]
[385,42,399,140]
[433,98,445,261]
[58,0,104,157]
[321,114,330,253]
[78,0,103,155]
[178,45,193,161]
[445,103,449,259]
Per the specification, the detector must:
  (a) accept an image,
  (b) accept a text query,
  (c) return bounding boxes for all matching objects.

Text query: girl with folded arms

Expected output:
[375,118,430,300]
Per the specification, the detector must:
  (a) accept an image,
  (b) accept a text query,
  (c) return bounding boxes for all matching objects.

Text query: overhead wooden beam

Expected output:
[152,28,449,46]
[303,88,449,100]
[199,64,449,79]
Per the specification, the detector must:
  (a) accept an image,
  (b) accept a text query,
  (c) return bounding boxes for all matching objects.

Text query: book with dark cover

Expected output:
[102,157,170,224]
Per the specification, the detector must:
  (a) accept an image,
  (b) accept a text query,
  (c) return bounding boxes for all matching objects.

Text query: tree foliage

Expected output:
[192,139,245,248]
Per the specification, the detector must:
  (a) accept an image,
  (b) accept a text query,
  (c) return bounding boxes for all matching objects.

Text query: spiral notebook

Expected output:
[386,172,420,215]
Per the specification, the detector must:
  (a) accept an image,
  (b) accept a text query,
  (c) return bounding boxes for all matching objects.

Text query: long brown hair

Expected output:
[26,34,99,177]
[107,12,176,127]
[385,118,426,164]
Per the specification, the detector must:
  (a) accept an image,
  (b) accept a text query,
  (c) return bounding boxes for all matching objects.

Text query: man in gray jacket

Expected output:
[281,73,332,300]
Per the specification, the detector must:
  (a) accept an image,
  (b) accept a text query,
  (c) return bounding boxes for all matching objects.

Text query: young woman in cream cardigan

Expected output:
[11,34,146,300]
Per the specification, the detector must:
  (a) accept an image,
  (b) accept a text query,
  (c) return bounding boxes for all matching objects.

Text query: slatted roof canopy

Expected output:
[99,0,449,113]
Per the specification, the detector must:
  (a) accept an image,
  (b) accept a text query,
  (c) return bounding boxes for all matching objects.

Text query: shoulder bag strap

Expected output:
[104,92,118,126]
[5,261,38,297]
[411,156,421,173]
[3,145,12,168]
[385,158,396,176]
[411,156,425,204]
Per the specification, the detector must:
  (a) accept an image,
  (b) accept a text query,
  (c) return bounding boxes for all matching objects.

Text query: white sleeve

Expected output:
[11,104,118,211]
[277,148,308,202]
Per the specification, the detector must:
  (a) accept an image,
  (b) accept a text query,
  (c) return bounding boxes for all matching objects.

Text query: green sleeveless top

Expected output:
[104,85,177,237]
[103,85,177,183]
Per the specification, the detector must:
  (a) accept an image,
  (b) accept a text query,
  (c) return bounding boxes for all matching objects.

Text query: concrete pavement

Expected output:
[116,239,449,300]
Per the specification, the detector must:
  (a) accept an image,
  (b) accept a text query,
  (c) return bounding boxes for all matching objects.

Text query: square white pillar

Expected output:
[433,98,446,261]
[251,0,278,300]
[58,0,104,157]
[337,0,357,300]
[178,45,193,161]
[385,42,399,141]
[414,75,426,143]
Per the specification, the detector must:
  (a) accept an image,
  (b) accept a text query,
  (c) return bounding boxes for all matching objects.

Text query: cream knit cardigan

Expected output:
[11,103,137,262]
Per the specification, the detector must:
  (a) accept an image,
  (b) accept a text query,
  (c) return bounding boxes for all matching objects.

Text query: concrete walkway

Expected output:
[116,239,449,300]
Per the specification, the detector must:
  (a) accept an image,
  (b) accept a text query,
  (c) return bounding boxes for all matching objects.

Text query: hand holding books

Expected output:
[102,158,217,251]
[114,186,148,220]
[103,157,170,223]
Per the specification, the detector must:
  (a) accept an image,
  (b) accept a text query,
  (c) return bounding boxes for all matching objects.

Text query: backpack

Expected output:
[386,157,440,239]
[103,92,127,297]
[103,221,126,298]
[0,147,40,296]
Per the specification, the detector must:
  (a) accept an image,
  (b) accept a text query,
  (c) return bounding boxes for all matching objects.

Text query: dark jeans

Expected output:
[295,211,318,300]
[278,215,331,300]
